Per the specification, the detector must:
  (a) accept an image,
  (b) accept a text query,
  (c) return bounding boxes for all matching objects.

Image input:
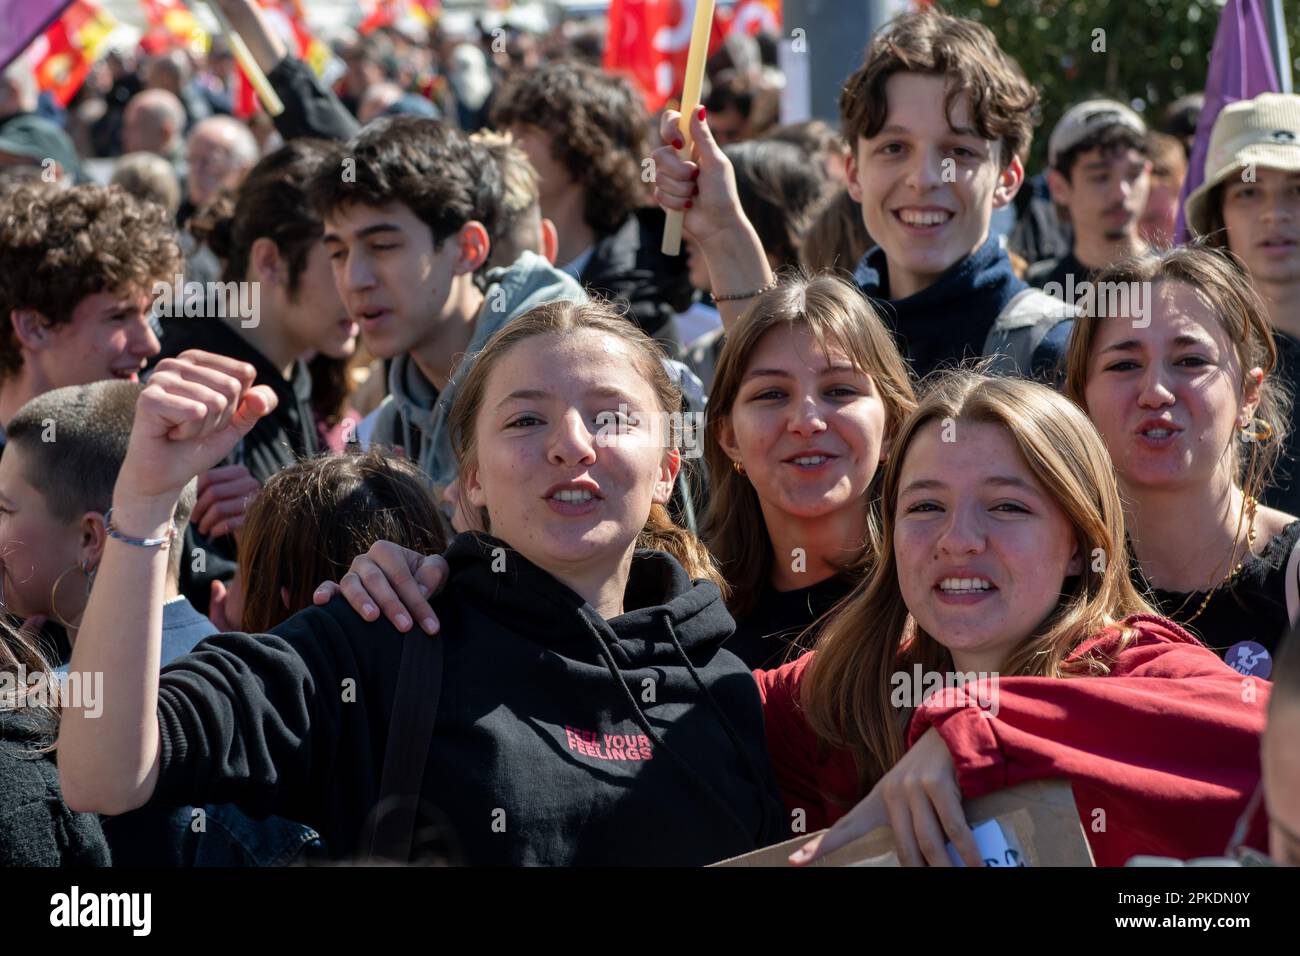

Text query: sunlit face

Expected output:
[323,202,461,360]
[1083,280,1257,493]
[1052,145,1151,245]
[33,290,160,387]
[464,331,678,578]
[1222,167,1300,290]
[718,325,889,522]
[893,420,1081,672]
[0,444,85,621]
[282,241,358,360]
[846,73,1021,299]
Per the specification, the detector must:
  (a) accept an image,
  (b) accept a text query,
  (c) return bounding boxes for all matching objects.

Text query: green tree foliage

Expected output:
[942,0,1300,171]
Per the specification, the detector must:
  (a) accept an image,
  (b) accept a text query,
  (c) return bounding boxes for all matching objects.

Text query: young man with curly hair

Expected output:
[491,61,693,352]
[0,184,179,444]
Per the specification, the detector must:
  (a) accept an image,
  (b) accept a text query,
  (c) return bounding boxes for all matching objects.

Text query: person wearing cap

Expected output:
[0,112,83,185]
[1186,92,1300,516]
[1027,99,1152,292]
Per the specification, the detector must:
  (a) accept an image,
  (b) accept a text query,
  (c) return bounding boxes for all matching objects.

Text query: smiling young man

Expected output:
[651,9,1071,382]
[312,116,585,487]
[1186,93,1300,515]
[1028,100,1152,292]
[0,184,177,449]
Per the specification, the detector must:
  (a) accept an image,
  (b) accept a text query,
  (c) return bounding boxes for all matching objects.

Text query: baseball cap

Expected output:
[1048,99,1148,167]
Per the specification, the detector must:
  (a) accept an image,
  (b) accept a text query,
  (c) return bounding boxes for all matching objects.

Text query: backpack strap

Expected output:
[1285,533,1300,626]
[367,629,444,863]
[982,287,1074,376]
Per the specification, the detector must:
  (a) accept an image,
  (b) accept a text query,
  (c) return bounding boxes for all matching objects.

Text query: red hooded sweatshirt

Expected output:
[755,615,1270,866]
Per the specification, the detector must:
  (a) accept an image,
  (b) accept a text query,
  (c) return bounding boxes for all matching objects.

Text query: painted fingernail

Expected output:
[685,199,694,209]
[673,137,684,150]
[395,613,412,631]
[697,106,707,122]
[690,167,700,180]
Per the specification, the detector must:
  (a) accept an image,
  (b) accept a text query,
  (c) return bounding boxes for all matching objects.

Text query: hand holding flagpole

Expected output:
[661,0,716,256]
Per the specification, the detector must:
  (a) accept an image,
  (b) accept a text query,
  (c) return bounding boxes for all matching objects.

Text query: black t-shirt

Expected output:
[1261,332,1300,517]
[727,574,856,671]
[1134,519,1300,680]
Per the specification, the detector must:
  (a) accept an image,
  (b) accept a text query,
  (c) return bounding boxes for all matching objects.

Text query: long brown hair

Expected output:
[803,370,1156,792]
[704,273,916,617]
[1064,245,1290,504]
[446,299,724,589]
[237,450,448,633]
[0,622,59,750]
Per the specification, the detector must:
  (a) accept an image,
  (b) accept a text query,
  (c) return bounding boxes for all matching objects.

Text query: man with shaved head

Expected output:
[184,116,258,214]
[122,89,187,161]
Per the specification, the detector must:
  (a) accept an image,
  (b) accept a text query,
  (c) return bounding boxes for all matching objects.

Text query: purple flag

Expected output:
[1176,0,1282,241]
[0,0,74,73]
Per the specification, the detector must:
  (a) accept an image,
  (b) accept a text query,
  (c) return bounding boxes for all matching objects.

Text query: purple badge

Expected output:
[1226,641,1272,679]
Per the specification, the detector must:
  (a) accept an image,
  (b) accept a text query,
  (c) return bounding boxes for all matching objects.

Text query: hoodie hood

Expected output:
[440,531,733,666]
[378,251,587,484]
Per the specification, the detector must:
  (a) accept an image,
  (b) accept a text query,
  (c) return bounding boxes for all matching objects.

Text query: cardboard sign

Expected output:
[712,779,1094,867]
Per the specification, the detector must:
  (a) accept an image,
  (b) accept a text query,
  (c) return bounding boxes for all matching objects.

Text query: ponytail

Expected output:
[637,502,728,595]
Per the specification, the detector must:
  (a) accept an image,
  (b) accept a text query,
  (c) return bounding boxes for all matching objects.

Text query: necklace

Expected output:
[1174,495,1259,627]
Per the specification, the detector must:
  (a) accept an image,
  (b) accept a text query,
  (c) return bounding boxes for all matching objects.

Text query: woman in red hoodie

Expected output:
[774,369,1270,867]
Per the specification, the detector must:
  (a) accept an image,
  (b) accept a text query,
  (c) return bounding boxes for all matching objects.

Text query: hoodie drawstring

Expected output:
[577,610,761,850]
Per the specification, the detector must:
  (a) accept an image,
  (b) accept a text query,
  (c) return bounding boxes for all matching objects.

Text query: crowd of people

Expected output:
[0,1,1297,869]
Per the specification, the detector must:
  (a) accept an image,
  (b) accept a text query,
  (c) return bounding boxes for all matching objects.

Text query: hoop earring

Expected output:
[732,460,745,476]
[50,561,91,631]
[1240,417,1274,443]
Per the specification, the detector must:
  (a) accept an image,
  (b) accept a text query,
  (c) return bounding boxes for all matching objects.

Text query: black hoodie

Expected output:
[148,533,787,865]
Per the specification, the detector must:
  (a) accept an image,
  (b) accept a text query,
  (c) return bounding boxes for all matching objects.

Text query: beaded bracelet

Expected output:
[104,508,176,550]
[713,278,779,302]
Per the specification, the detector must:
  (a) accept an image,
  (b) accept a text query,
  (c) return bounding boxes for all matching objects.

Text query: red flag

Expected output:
[604,0,727,111]
[722,0,782,36]
[30,0,116,106]
[139,0,206,52]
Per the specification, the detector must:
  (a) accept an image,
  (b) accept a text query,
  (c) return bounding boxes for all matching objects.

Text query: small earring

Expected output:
[1240,417,1274,443]
[732,460,745,476]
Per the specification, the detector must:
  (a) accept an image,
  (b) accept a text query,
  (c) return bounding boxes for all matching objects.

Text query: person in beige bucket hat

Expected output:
[1184,92,1300,239]
[1184,92,1300,518]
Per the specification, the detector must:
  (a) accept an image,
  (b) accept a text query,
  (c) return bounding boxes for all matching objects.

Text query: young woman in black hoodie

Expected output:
[57,300,785,865]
